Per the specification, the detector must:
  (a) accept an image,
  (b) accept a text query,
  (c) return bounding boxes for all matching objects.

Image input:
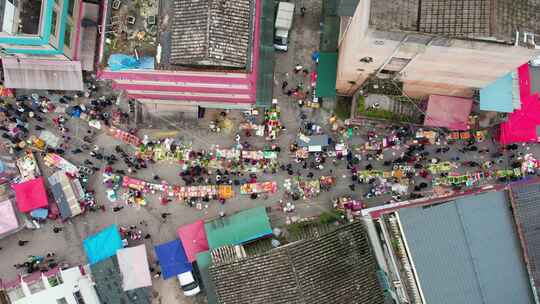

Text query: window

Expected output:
[6,287,25,302]
[47,273,63,287]
[64,22,72,47]
[67,0,75,17]
[27,280,46,294]
[51,10,58,37]
[57,298,68,304]
[73,291,86,304]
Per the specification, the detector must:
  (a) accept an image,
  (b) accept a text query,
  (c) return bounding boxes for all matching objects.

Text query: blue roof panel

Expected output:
[398,191,534,304]
[154,239,192,280]
[480,73,514,113]
[83,225,123,265]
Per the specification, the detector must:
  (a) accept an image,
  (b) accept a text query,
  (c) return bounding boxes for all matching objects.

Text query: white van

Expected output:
[177,271,201,296]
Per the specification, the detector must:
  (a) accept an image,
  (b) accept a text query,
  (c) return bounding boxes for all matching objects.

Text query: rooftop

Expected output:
[170,0,253,68]
[90,256,151,304]
[369,0,540,43]
[397,191,534,304]
[209,221,386,304]
[509,181,540,295]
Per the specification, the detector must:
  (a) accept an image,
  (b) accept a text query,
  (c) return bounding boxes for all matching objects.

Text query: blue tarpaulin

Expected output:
[154,240,192,280]
[480,73,515,113]
[83,225,123,265]
[107,54,155,71]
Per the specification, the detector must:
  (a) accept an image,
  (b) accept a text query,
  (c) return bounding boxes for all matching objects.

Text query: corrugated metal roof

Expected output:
[255,0,275,108]
[398,191,534,304]
[1,57,84,91]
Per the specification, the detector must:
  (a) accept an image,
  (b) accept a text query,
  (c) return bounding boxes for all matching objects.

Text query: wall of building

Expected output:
[13,267,100,304]
[337,4,540,98]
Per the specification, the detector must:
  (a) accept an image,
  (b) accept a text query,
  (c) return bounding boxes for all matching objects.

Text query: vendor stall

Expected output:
[240,181,278,194]
[43,153,79,176]
[16,151,40,181]
[107,126,141,146]
[297,134,330,152]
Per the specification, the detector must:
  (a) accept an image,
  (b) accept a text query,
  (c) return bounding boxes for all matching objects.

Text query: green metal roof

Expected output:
[255,0,275,108]
[196,252,218,304]
[204,206,272,249]
[337,0,360,16]
[316,52,338,97]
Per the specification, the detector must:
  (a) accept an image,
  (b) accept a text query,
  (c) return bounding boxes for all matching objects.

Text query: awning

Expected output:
[424,95,472,130]
[83,225,123,265]
[117,245,152,291]
[316,52,338,97]
[205,206,272,249]
[0,199,19,235]
[500,63,540,144]
[297,134,330,148]
[177,220,209,263]
[154,239,192,280]
[12,177,48,213]
[1,57,84,91]
[479,72,516,113]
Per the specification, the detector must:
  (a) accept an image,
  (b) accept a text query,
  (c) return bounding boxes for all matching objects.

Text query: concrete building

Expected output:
[97,0,274,117]
[2,266,100,304]
[336,0,540,98]
[0,0,99,91]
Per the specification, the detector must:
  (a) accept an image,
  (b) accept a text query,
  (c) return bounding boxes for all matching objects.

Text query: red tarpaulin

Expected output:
[424,95,472,130]
[12,177,48,213]
[177,220,209,262]
[499,63,540,144]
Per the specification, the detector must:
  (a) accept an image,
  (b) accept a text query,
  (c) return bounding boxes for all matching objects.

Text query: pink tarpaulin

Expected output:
[499,64,540,144]
[12,177,48,213]
[0,200,18,235]
[177,220,209,262]
[424,95,472,130]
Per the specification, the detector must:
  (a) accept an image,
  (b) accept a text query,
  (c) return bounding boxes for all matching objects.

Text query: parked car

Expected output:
[177,271,201,296]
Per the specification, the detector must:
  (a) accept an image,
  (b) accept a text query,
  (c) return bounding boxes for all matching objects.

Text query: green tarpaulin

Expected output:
[316,52,338,97]
[204,206,272,249]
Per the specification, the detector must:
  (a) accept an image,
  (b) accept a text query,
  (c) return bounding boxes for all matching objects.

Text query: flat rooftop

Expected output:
[369,0,540,43]
[397,191,534,304]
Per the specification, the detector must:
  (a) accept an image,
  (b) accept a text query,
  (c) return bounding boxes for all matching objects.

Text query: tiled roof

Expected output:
[170,0,253,68]
[510,182,540,295]
[369,0,540,43]
[209,221,385,304]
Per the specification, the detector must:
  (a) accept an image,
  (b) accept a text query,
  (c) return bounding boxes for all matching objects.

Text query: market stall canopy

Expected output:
[316,52,338,97]
[297,134,330,151]
[154,240,192,280]
[12,177,48,213]
[117,245,152,291]
[479,72,518,113]
[500,63,540,144]
[205,206,272,249]
[1,57,84,91]
[177,220,209,263]
[424,95,472,130]
[83,225,123,265]
[0,199,19,236]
